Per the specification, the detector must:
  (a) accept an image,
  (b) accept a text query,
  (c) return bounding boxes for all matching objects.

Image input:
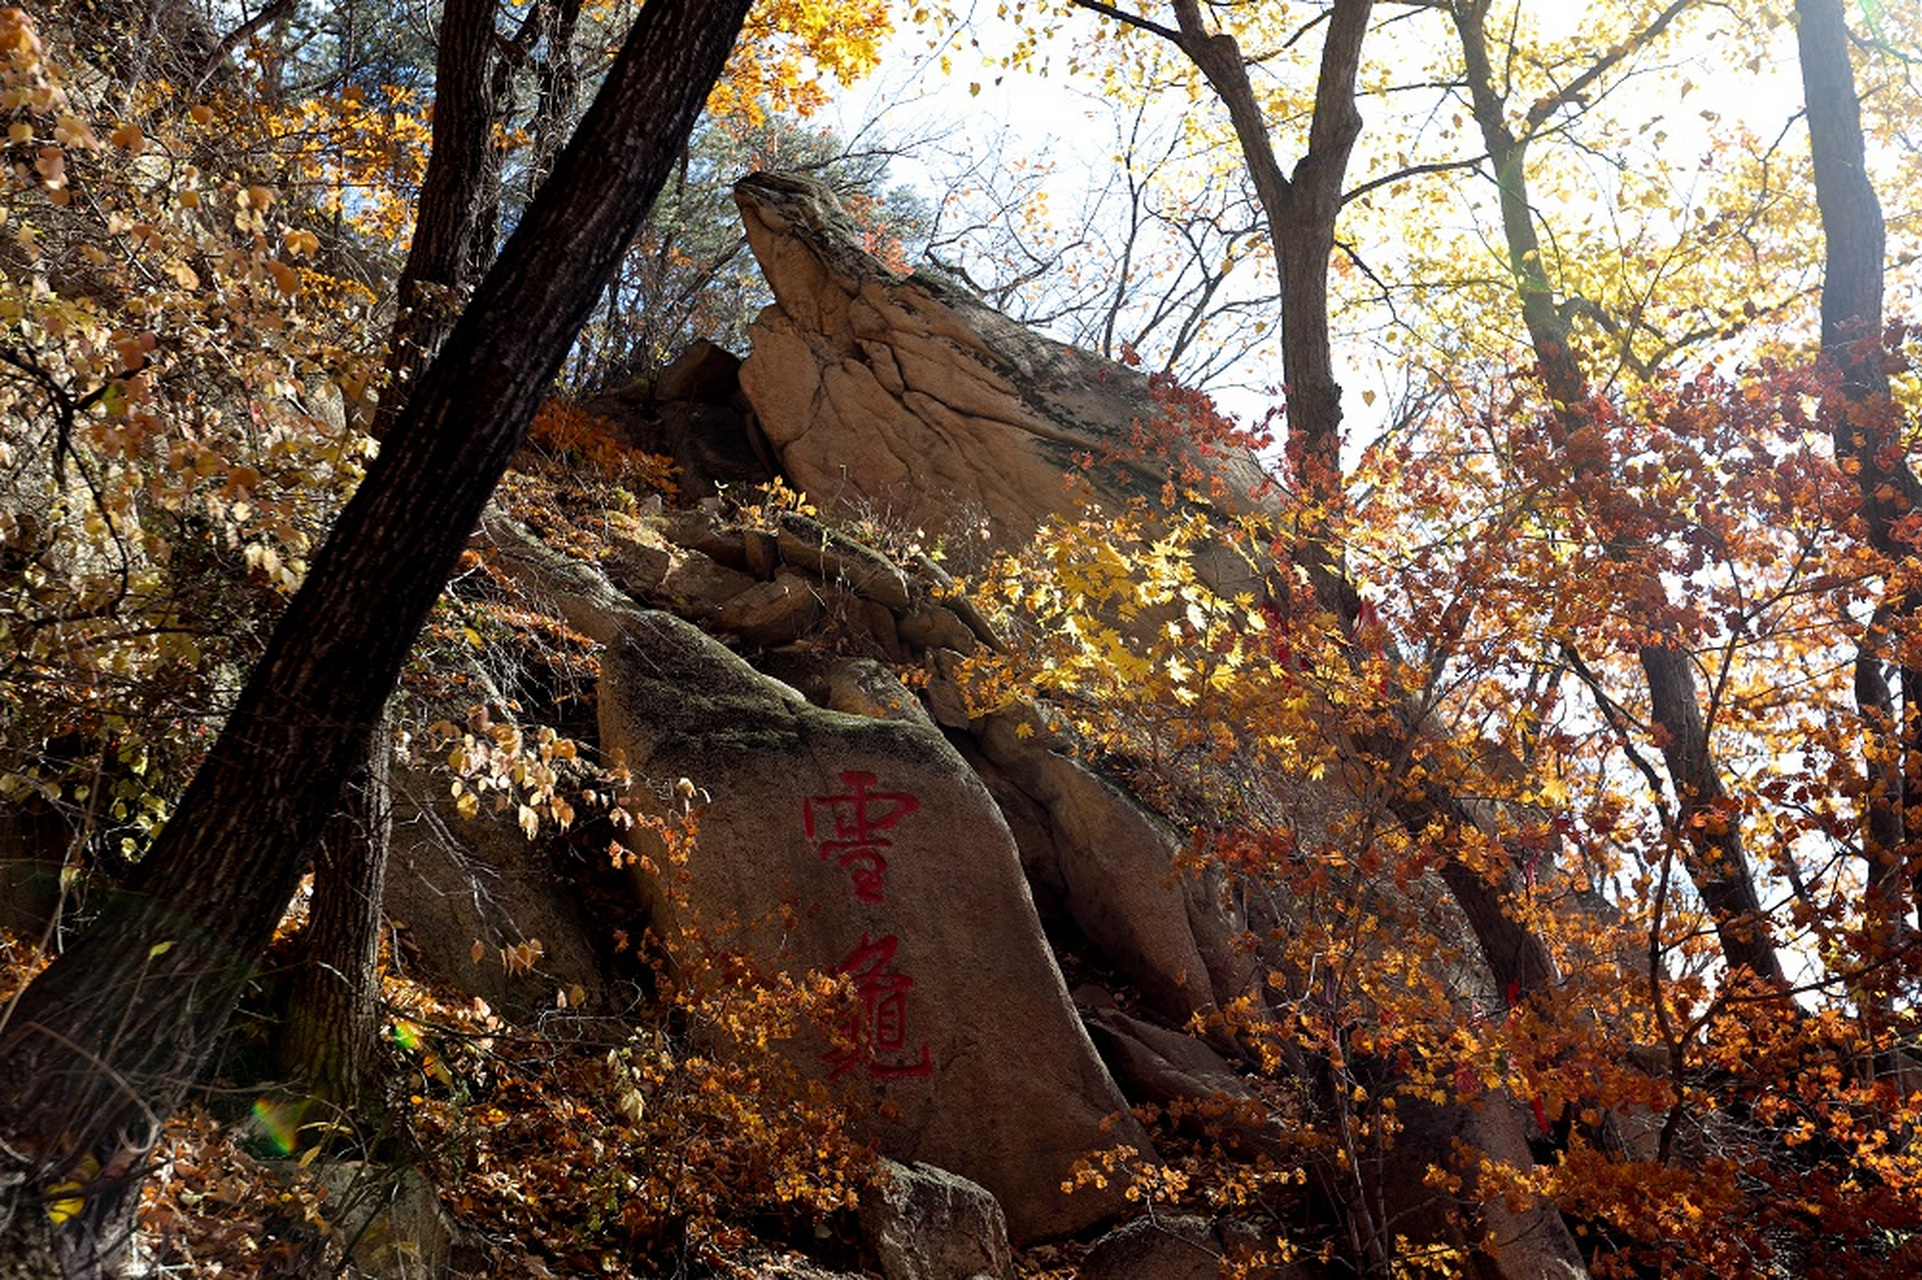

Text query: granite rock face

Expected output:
[595,609,1145,1242]
[733,172,1271,549]
[971,704,1263,1032]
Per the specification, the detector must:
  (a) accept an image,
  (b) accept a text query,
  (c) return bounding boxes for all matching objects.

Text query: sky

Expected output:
[820,1,1855,451]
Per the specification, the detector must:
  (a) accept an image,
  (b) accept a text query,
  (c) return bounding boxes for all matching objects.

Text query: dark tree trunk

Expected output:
[374,0,500,440]
[1150,0,1370,525]
[278,721,392,1112]
[296,0,507,1111]
[0,1,753,1270]
[526,0,585,202]
[1794,0,1889,404]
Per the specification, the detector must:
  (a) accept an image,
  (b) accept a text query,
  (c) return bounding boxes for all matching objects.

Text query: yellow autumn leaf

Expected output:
[44,1181,84,1225]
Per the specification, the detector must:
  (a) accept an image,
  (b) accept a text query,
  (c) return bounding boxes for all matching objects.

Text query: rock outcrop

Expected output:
[382,766,612,1021]
[858,1159,1017,1280]
[584,338,777,500]
[1370,1088,1590,1280]
[971,704,1261,1033]
[734,172,1270,549]
[595,608,1144,1241]
[482,516,1145,1241]
[446,172,1589,1272]
[1081,1214,1306,1280]
[721,172,1586,1276]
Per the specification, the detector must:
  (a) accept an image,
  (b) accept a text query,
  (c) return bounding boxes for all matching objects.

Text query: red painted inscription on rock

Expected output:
[824,932,933,1079]
[802,770,921,904]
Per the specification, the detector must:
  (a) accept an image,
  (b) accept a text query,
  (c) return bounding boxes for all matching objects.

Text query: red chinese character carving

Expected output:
[824,933,933,1079]
[802,771,920,903]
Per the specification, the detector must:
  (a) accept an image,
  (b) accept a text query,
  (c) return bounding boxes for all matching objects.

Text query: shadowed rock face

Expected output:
[595,610,1148,1242]
[733,172,1271,548]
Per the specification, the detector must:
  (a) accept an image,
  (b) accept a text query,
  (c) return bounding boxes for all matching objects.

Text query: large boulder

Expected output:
[733,172,1270,548]
[594,608,1146,1241]
[971,705,1262,1033]
[382,767,612,1022]
[858,1159,1016,1280]
[1366,1085,1589,1280]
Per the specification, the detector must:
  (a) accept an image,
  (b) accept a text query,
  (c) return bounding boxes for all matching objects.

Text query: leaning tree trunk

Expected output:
[0,2,754,1272]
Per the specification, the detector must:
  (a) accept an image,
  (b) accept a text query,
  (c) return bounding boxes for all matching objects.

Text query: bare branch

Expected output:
[1068,0,1183,43]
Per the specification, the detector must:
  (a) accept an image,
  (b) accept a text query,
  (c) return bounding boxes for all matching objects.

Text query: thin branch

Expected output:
[1342,154,1488,205]
[1068,0,1183,43]
[1521,0,1701,135]
[192,0,299,92]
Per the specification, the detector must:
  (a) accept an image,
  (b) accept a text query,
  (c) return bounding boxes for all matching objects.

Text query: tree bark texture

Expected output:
[277,721,392,1113]
[526,0,585,202]
[1793,0,1921,932]
[0,2,753,1270]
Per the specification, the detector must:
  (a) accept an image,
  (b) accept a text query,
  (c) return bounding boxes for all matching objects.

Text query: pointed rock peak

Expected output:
[732,171,1272,552]
[734,170,901,295]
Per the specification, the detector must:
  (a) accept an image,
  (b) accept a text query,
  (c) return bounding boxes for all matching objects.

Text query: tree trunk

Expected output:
[1170,0,1573,1001]
[1794,0,1889,404]
[1074,7,1585,1270]
[1793,0,1922,940]
[1153,0,1370,521]
[526,0,585,203]
[374,0,500,440]
[278,720,392,1113]
[0,2,753,1270]
[1070,0,1575,1017]
[295,0,509,1114]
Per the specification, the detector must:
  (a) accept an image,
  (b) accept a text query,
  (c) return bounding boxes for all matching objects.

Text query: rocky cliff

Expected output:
[379,173,1584,1276]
